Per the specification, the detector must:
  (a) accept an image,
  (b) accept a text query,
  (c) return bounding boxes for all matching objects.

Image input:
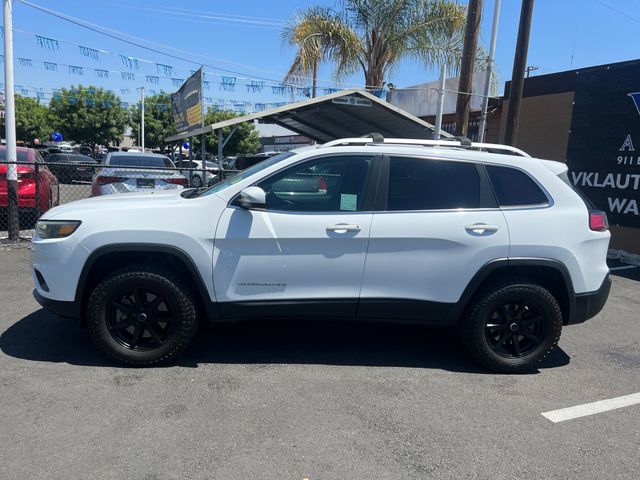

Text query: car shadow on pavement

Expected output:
[1,309,571,373]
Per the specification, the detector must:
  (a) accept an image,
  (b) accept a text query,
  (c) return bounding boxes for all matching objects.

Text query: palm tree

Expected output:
[282,0,468,92]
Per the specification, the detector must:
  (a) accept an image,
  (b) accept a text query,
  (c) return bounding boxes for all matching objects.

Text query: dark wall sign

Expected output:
[566,61,640,227]
[171,68,203,134]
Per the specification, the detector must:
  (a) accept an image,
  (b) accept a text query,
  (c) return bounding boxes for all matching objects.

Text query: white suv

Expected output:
[30,137,611,372]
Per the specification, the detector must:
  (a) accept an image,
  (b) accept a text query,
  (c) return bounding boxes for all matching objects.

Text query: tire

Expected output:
[459,279,562,373]
[87,265,199,366]
[192,175,203,188]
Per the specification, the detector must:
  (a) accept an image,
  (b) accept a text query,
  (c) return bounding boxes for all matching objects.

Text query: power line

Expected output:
[92,1,284,28]
[593,0,640,24]
[91,0,286,25]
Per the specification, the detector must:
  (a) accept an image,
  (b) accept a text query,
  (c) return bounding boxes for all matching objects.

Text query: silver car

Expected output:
[91,152,188,196]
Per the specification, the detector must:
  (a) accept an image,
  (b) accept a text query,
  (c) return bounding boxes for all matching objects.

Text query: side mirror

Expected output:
[238,186,266,210]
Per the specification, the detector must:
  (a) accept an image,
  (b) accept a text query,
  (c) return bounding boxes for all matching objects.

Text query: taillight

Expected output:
[589,210,609,231]
[96,176,125,185]
[166,177,188,186]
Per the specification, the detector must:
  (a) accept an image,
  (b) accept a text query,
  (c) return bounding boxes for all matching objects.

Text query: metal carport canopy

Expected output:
[165,89,447,143]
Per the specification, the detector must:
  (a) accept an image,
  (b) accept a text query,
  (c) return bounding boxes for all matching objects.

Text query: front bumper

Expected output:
[567,274,611,325]
[33,289,81,319]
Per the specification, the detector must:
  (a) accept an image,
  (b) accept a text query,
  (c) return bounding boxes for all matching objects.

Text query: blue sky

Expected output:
[3,0,640,110]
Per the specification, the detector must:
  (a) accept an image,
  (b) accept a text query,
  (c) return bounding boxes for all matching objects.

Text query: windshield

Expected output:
[0,150,29,162]
[108,155,173,168]
[198,151,297,196]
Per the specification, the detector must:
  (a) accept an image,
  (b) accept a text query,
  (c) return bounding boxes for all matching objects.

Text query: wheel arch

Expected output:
[451,258,575,325]
[76,244,218,324]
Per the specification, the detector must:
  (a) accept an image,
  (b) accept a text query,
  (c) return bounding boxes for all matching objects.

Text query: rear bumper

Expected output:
[567,274,611,325]
[33,289,80,319]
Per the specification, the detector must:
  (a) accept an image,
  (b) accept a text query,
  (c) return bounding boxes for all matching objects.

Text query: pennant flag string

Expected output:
[79,46,101,61]
[17,58,33,67]
[11,26,357,91]
[35,35,60,51]
[221,76,236,91]
[156,63,173,76]
[119,55,140,70]
[68,65,84,75]
[95,69,109,79]
[44,62,58,71]
[247,80,265,93]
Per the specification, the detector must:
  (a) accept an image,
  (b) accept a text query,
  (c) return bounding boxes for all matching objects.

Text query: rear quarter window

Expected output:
[486,165,548,207]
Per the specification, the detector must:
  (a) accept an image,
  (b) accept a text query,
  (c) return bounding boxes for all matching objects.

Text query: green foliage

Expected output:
[282,0,470,89]
[129,92,177,150]
[190,109,261,157]
[14,95,51,143]
[48,85,127,147]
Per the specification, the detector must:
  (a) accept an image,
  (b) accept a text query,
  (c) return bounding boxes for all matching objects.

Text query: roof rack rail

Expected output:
[319,135,530,157]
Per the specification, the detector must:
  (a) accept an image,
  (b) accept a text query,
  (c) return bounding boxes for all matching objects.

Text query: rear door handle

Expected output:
[327,224,362,233]
[465,223,500,234]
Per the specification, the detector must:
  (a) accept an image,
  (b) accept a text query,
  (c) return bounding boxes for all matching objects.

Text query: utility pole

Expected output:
[478,0,501,143]
[504,0,535,146]
[3,0,19,240]
[525,65,539,78]
[455,0,483,137]
[140,86,145,152]
[434,64,447,140]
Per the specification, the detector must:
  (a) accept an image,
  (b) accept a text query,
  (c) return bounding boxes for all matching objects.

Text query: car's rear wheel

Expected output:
[192,174,203,187]
[460,280,562,373]
[87,265,198,366]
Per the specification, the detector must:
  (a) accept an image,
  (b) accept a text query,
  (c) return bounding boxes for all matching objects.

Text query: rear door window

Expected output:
[387,157,484,210]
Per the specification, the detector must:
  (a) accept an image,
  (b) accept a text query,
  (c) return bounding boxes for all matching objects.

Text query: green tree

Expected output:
[15,95,51,143]
[282,0,469,90]
[129,92,177,150]
[48,85,127,149]
[190,109,260,157]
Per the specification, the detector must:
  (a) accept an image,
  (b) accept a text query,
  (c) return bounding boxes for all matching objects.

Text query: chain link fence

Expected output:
[1,159,238,239]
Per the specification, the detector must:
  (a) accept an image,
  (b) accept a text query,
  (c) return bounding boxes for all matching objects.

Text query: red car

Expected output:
[0,146,60,226]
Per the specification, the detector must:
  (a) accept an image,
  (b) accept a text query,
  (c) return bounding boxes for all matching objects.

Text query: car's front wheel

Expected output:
[191,174,203,187]
[87,265,199,365]
[460,280,562,373]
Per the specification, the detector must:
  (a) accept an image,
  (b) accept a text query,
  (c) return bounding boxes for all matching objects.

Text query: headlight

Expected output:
[35,220,81,239]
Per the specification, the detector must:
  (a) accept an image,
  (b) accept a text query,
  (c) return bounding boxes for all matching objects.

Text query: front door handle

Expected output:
[327,224,362,233]
[465,223,500,234]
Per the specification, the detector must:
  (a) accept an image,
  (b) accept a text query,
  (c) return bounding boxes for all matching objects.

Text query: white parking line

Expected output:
[609,265,638,271]
[542,392,640,423]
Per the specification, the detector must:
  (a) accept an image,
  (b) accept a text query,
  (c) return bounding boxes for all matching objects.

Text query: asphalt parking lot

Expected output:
[0,246,638,480]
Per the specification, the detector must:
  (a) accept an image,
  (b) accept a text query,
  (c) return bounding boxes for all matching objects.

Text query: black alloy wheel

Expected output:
[107,287,177,351]
[485,300,545,358]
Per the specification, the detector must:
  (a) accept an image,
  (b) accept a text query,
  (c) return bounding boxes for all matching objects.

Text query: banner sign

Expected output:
[171,68,203,133]
[566,62,640,227]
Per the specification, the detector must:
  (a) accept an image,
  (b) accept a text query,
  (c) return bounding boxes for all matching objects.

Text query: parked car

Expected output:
[31,136,611,372]
[45,154,98,183]
[175,159,220,187]
[78,146,94,158]
[0,146,59,226]
[91,152,188,196]
[58,143,74,153]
